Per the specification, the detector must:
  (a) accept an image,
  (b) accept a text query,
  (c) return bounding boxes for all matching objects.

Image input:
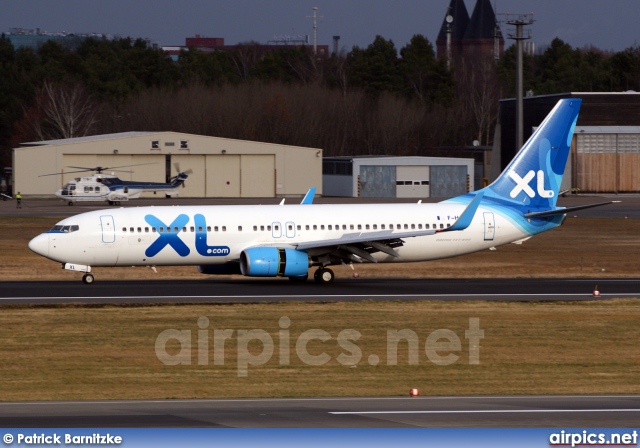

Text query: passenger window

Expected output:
[373,224,377,230]
[321,225,325,230]
[418,224,423,229]
[174,227,179,232]
[238,226,242,231]
[357,224,362,230]
[145,227,149,233]
[261,225,265,231]
[328,225,332,230]
[440,224,444,229]
[137,227,142,233]
[313,225,317,230]
[411,224,415,229]
[267,225,272,231]
[214,226,219,232]
[365,224,370,230]
[253,226,258,231]
[297,225,301,230]
[222,226,226,231]
[122,227,127,232]
[404,224,408,229]
[152,227,157,233]
[182,227,187,232]
[350,224,354,230]
[207,226,211,232]
[288,225,293,231]
[198,227,203,232]
[381,224,386,230]
[190,226,194,232]
[159,227,164,233]
[130,227,134,232]
[306,225,310,230]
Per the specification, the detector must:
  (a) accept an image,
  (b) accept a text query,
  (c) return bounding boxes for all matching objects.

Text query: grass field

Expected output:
[1,215,639,401]
[2,300,640,401]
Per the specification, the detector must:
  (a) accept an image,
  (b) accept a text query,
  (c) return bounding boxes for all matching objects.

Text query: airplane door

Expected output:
[272,222,282,238]
[100,215,116,243]
[285,221,296,238]
[483,212,495,241]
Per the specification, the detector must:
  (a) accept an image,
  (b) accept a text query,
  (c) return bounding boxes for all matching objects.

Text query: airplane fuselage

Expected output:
[29,202,539,268]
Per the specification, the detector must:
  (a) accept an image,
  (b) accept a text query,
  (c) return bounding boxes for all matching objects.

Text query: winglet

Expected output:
[441,191,484,232]
[300,187,316,205]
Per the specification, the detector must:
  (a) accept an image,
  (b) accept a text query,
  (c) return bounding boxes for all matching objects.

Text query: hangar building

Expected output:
[13,132,323,198]
[322,156,474,198]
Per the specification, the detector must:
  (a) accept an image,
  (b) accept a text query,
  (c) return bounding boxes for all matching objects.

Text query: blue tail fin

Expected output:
[486,98,581,210]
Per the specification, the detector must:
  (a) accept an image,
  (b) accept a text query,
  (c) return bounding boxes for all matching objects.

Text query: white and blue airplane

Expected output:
[28,98,613,284]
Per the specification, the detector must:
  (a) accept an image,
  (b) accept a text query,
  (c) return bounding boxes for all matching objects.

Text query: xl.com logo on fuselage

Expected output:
[144,213,230,257]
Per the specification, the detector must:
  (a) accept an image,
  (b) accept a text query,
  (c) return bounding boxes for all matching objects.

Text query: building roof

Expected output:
[20,132,157,147]
[436,0,470,41]
[575,126,640,134]
[463,0,502,40]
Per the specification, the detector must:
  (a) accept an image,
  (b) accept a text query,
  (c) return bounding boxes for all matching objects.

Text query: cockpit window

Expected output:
[49,224,79,233]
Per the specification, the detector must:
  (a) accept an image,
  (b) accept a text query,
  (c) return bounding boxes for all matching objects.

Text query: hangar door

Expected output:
[205,154,275,198]
[396,166,430,198]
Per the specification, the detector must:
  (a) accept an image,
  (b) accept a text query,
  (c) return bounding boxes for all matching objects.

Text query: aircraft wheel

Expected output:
[314,268,334,284]
[288,273,309,283]
[115,201,121,206]
[108,201,113,205]
[82,273,95,284]
[68,201,74,206]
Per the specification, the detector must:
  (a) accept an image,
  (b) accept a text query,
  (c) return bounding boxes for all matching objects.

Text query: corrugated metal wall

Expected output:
[576,134,640,193]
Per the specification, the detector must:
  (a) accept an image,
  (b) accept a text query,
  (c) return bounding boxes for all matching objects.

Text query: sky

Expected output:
[2,0,639,54]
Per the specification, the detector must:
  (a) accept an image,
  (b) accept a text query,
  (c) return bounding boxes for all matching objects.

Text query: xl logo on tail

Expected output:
[508,170,554,199]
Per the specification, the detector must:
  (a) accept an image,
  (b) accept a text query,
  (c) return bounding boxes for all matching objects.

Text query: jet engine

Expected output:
[239,247,309,277]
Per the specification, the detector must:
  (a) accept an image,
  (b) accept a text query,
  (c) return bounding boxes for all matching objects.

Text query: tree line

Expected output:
[2,33,640,168]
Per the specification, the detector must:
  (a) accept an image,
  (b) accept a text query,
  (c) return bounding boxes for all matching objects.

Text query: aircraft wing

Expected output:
[293,194,484,262]
[294,229,436,262]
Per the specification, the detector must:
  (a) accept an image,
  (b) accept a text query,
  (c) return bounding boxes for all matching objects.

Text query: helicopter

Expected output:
[40,163,192,205]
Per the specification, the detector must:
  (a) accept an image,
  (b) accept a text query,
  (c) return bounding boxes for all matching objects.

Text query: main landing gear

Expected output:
[313,267,334,284]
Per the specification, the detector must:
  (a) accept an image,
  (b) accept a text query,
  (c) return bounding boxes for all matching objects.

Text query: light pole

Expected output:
[506,14,534,151]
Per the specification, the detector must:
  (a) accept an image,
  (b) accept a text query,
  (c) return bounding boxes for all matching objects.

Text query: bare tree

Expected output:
[31,81,100,140]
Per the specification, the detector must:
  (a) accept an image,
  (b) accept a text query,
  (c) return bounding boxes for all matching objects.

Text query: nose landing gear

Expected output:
[82,273,95,284]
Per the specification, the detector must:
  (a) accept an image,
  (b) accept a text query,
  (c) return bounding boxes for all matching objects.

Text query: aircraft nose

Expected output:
[28,233,49,258]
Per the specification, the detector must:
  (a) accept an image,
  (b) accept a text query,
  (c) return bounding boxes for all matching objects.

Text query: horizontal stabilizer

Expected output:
[523,201,619,219]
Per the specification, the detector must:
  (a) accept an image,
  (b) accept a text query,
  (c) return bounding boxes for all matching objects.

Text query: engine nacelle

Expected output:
[240,247,309,277]
[197,263,241,275]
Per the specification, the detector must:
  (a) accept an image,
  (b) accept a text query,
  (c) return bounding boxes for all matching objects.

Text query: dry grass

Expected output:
[1,300,639,401]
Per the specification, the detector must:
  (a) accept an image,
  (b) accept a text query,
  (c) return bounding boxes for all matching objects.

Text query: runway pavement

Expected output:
[1,278,639,305]
[1,395,639,427]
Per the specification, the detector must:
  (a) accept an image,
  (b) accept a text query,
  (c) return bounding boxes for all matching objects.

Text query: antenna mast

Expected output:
[306,6,323,55]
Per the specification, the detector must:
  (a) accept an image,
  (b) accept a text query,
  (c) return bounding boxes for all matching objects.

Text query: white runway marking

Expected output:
[2,293,640,301]
[330,409,640,415]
